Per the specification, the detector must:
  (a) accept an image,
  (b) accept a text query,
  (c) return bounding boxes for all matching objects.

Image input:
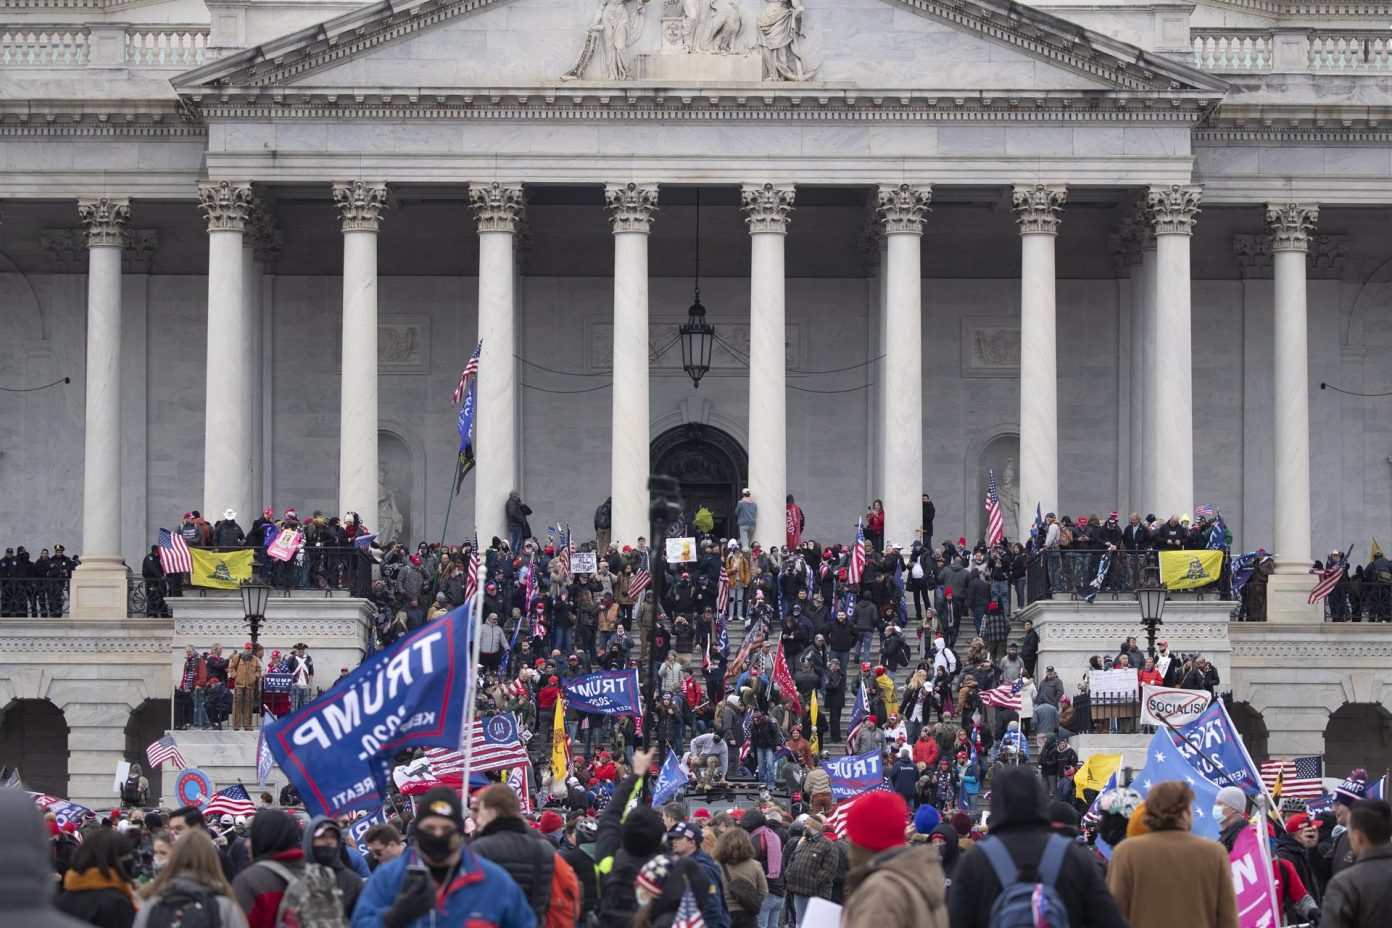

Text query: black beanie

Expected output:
[622,806,666,857]
[250,809,301,860]
[417,787,464,830]
[1047,801,1080,835]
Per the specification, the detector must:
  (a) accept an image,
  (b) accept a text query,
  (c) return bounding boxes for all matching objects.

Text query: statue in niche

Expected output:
[757,0,814,81]
[377,463,403,547]
[564,0,649,81]
[998,457,1020,538]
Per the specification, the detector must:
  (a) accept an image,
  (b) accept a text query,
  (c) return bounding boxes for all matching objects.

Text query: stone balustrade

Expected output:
[0,25,207,67]
[0,25,87,65]
[125,28,206,68]
[1192,29,1392,72]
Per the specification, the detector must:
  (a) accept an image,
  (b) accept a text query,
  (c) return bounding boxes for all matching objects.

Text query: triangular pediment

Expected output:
[176,0,1225,97]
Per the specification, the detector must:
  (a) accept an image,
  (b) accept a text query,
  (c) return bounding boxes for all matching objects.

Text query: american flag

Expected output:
[1194,503,1215,520]
[979,679,1024,711]
[146,735,187,770]
[985,469,1004,547]
[673,883,706,928]
[2,768,21,789]
[424,712,529,775]
[826,787,891,839]
[848,521,866,586]
[628,566,652,599]
[723,625,765,683]
[157,528,192,575]
[1260,756,1325,799]
[465,542,480,602]
[203,784,256,818]
[716,566,729,617]
[1309,561,1345,604]
[558,524,573,566]
[452,339,483,405]
[738,709,754,767]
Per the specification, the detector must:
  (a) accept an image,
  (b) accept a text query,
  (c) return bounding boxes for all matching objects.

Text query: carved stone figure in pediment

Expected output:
[758,0,814,81]
[701,0,744,54]
[563,0,649,81]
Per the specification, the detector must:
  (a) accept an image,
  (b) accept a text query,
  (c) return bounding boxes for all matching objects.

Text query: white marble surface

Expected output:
[339,229,380,528]
[610,227,651,545]
[1152,232,1193,519]
[883,230,923,546]
[748,227,788,549]
[475,230,517,543]
[1273,248,1312,564]
[1018,232,1058,537]
[82,244,124,558]
[203,228,251,522]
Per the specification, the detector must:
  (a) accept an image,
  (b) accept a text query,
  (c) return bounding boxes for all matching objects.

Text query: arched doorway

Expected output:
[1325,703,1392,778]
[1227,701,1269,764]
[125,699,173,802]
[650,424,748,539]
[0,699,69,797]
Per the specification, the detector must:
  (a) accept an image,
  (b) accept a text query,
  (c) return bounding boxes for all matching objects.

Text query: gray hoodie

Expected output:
[0,791,89,928]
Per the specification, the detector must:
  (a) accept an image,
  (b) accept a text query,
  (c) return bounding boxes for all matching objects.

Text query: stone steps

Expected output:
[160,729,265,808]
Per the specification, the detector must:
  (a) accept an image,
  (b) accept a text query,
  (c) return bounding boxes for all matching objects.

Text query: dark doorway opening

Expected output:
[1325,703,1392,779]
[0,699,69,798]
[650,424,748,539]
[125,699,173,802]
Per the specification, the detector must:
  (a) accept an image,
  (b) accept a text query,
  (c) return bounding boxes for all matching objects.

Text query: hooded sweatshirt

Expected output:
[0,792,90,928]
[302,815,363,918]
[231,810,309,928]
[740,810,784,895]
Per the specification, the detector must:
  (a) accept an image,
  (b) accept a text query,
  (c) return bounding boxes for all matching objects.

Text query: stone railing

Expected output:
[125,28,206,67]
[1193,29,1392,72]
[0,25,88,64]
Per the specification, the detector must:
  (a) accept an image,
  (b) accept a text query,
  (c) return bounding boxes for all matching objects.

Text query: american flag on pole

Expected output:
[1260,756,1325,799]
[146,735,187,770]
[848,521,866,586]
[844,681,869,755]
[202,784,256,818]
[673,882,707,928]
[1194,502,1215,521]
[979,678,1024,711]
[157,528,192,575]
[2,768,22,789]
[723,625,765,683]
[452,339,483,405]
[1309,561,1344,604]
[628,559,652,599]
[558,524,573,566]
[425,712,530,775]
[465,541,480,602]
[985,469,1004,547]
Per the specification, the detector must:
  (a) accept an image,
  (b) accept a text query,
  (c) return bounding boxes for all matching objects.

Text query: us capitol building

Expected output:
[1,0,1391,806]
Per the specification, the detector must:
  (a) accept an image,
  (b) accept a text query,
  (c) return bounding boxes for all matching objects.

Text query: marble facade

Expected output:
[2,0,1392,797]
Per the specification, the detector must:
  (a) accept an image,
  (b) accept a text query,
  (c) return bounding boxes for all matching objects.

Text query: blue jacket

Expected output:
[690,849,730,928]
[350,845,536,928]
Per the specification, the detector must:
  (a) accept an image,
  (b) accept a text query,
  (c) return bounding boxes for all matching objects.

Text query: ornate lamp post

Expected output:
[1135,573,1167,661]
[239,579,271,648]
[679,189,715,388]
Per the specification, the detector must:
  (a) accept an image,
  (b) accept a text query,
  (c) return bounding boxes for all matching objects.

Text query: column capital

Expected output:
[604,183,659,233]
[196,182,253,234]
[468,182,525,233]
[741,183,796,234]
[1011,184,1067,234]
[1266,202,1319,253]
[1146,184,1202,236]
[332,181,389,233]
[876,184,932,235]
[77,197,130,247]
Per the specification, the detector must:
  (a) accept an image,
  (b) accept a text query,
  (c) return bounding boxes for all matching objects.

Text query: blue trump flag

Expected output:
[1165,698,1267,798]
[824,749,884,799]
[263,600,474,817]
[1134,726,1223,841]
[561,669,643,717]
[455,379,477,494]
[652,749,690,806]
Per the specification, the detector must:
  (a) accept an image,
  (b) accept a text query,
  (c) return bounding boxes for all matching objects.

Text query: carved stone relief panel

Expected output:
[378,314,430,373]
[962,317,1021,378]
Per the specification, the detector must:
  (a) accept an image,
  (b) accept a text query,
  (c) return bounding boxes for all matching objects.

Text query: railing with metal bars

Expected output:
[1021,549,1233,606]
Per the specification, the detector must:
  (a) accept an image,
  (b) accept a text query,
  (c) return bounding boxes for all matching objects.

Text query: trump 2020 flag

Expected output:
[455,378,477,494]
[1132,727,1222,841]
[652,749,690,806]
[824,749,884,800]
[561,669,643,717]
[263,599,474,817]
[1166,698,1267,798]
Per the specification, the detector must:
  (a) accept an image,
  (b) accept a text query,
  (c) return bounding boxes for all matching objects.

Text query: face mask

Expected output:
[151,858,168,874]
[1212,805,1227,823]
[312,846,340,867]
[416,829,460,863]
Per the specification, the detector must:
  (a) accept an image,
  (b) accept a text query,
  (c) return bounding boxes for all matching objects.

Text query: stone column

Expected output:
[741,183,795,549]
[197,182,254,525]
[1146,184,1202,519]
[248,206,281,512]
[1012,184,1067,540]
[605,183,659,546]
[876,184,931,547]
[1136,214,1158,513]
[1265,203,1322,623]
[70,197,130,616]
[1109,212,1145,514]
[332,181,388,528]
[469,183,525,544]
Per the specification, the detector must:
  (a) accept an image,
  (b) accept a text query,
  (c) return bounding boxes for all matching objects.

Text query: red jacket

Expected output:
[231,849,306,928]
[591,761,617,782]
[682,675,702,710]
[538,684,563,710]
[1137,669,1162,686]
[913,738,939,767]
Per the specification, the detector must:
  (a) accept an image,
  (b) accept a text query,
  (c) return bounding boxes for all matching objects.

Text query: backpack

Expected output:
[121,776,141,805]
[256,860,346,928]
[979,834,1072,928]
[145,884,222,928]
[546,852,582,928]
[1058,527,1073,547]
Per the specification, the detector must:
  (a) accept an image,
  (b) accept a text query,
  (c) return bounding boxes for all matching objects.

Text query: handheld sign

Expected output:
[176,768,215,806]
[1140,684,1210,728]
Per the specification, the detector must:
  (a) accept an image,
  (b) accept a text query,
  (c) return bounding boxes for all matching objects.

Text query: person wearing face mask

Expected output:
[351,787,534,928]
[135,829,248,928]
[302,817,364,918]
[56,829,139,927]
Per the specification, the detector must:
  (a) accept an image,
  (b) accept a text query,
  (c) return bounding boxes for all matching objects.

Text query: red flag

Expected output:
[771,641,802,715]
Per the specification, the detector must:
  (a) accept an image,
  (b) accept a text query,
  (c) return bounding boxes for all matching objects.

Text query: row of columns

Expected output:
[68,183,1316,601]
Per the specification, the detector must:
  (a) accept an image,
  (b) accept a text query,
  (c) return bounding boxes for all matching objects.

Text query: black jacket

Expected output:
[945,767,1126,928]
[471,815,556,924]
[1275,831,1323,904]
[1322,844,1392,928]
[0,791,89,928]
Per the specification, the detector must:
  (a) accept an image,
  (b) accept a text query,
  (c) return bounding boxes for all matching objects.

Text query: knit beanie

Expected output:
[1336,769,1369,806]
[622,806,666,857]
[1126,802,1151,838]
[913,804,941,835]
[538,810,565,836]
[950,811,974,837]
[845,791,908,852]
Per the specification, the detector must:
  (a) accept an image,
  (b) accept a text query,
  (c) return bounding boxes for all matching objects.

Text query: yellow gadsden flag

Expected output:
[190,548,254,589]
[1075,753,1123,801]
[550,697,570,785]
[1158,550,1225,590]
[809,690,820,755]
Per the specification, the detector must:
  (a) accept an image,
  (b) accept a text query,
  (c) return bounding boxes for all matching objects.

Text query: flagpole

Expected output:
[459,526,485,807]
[438,455,463,565]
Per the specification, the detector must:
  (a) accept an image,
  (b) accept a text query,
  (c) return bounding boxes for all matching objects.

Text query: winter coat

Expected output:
[981,609,1010,642]
[478,622,507,655]
[783,830,838,899]
[1036,675,1065,708]
[889,758,918,800]
[1108,829,1240,928]
[471,815,558,925]
[0,793,88,928]
[719,858,767,914]
[852,725,883,755]
[228,651,261,688]
[842,844,947,928]
[1321,844,1392,928]
[56,868,136,928]
[350,845,535,928]
[505,497,533,536]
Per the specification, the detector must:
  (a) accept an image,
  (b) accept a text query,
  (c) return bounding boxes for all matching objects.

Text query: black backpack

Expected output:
[145,884,222,928]
[121,776,141,805]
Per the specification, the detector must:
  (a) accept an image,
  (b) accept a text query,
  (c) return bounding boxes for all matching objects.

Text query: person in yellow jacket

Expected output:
[873,665,899,717]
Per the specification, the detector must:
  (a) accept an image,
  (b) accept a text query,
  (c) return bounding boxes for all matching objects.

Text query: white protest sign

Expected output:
[1088,668,1139,700]
[114,761,131,795]
[569,552,598,574]
[666,537,697,564]
[1141,683,1211,728]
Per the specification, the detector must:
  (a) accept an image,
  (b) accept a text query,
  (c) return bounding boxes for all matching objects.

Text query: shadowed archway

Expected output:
[1325,703,1392,779]
[651,424,748,539]
[0,699,69,798]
